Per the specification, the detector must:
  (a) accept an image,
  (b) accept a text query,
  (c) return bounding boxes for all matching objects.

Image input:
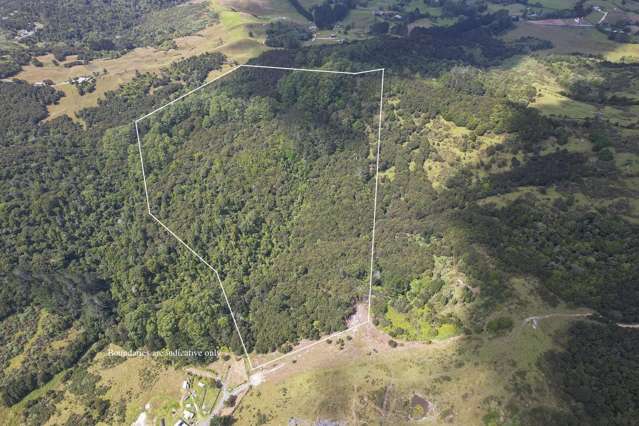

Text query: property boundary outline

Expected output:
[134,64,385,371]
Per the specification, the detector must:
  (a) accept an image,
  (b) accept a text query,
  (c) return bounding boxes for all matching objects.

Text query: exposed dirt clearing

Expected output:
[617,323,639,328]
[250,304,461,385]
[523,311,593,329]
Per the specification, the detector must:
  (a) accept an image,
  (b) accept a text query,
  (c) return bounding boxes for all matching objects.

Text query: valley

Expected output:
[1,0,639,424]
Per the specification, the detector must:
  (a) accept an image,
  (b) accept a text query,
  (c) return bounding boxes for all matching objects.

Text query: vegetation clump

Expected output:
[265,21,312,49]
[486,316,514,335]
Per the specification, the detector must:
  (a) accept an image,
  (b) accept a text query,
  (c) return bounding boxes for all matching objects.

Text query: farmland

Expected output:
[503,21,639,61]
[2,0,639,424]
[12,0,275,119]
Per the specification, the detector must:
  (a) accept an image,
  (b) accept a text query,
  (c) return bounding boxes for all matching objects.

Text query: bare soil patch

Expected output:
[251,304,460,385]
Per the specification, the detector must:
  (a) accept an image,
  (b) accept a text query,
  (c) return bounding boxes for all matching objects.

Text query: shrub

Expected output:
[279,343,293,353]
[224,394,237,407]
[597,148,614,161]
[486,316,514,335]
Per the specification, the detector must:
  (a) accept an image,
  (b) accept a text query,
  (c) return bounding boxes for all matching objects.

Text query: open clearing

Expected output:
[230,279,593,424]
[220,0,308,20]
[236,308,585,424]
[494,56,639,126]
[503,21,639,62]
[13,1,271,119]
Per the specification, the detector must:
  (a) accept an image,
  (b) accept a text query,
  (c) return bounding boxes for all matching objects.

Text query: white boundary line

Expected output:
[147,212,254,369]
[134,64,385,371]
[135,66,241,123]
[368,68,384,323]
[240,64,384,75]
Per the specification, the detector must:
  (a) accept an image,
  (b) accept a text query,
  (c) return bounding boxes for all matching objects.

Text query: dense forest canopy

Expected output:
[0,3,638,423]
[136,67,381,353]
[545,322,639,423]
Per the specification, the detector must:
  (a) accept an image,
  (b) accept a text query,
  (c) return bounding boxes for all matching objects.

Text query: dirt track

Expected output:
[523,311,639,329]
[249,304,461,385]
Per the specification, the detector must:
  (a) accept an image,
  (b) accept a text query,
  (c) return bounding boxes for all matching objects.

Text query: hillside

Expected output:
[1,0,639,424]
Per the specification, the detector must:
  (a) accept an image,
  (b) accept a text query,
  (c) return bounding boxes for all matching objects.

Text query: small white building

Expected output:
[15,29,35,40]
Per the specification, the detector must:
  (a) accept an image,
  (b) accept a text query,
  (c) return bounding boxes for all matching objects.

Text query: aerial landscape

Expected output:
[1,0,638,425]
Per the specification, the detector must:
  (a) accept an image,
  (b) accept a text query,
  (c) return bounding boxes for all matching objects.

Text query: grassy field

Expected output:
[8,0,639,121]
[46,345,187,426]
[297,0,324,10]
[497,56,638,125]
[2,309,80,375]
[534,88,598,118]
[3,310,48,373]
[13,0,272,120]
[222,0,310,21]
[502,21,639,62]
[3,305,583,425]
[95,350,185,424]
[405,114,502,191]
[487,3,527,14]
[332,0,452,39]
[533,0,581,10]
[0,341,191,425]
[586,0,639,13]
[0,371,68,425]
[0,30,24,52]
[236,279,584,425]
